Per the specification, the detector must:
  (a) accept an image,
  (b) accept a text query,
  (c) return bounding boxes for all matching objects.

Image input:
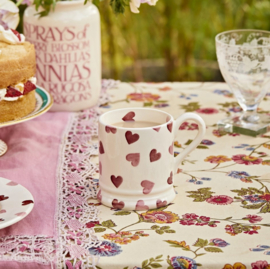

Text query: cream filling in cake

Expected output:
[0,25,25,44]
[0,77,37,101]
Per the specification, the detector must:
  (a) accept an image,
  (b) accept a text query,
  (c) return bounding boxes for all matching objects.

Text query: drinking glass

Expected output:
[216,29,270,136]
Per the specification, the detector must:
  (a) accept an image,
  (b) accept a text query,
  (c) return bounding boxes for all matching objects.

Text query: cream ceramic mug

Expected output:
[98,108,206,210]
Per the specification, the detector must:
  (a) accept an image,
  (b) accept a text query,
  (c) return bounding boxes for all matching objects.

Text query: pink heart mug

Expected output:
[98,108,206,210]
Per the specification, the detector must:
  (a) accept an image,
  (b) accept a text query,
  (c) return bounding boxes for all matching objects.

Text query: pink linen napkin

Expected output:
[0,111,70,267]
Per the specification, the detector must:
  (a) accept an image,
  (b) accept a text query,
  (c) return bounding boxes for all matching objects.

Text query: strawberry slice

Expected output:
[5,87,23,97]
[23,81,36,95]
[11,29,21,41]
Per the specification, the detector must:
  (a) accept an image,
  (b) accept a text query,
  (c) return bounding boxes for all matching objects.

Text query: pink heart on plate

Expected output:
[15,212,27,217]
[156,199,167,208]
[125,131,139,144]
[167,122,173,133]
[22,200,34,206]
[0,210,6,214]
[122,111,135,122]
[167,171,173,184]
[97,190,102,202]
[153,127,160,132]
[135,200,149,211]
[105,126,117,134]
[99,161,102,175]
[126,153,140,167]
[150,149,161,162]
[168,143,174,155]
[7,181,18,186]
[141,180,155,194]
[99,141,105,154]
[112,199,125,210]
[0,195,9,202]
[111,175,123,188]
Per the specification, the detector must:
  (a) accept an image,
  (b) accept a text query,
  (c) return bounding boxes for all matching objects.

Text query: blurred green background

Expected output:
[96,0,270,82]
[16,0,270,82]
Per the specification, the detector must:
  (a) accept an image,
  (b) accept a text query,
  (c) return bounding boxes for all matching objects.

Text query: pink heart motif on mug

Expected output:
[167,171,173,184]
[105,126,117,134]
[112,199,125,210]
[156,199,167,208]
[99,161,102,175]
[111,175,123,188]
[167,122,173,133]
[15,212,27,217]
[122,111,135,122]
[150,149,161,162]
[135,200,149,211]
[22,200,34,206]
[99,141,105,154]
[0,210,6,214]
[97,190,102,202]
[6,181,18,186]
[0,195,8,201]
[125,131,140,144]
[168,143,174,155]
[126,153,140,167]
[141,180,155,194]
[153,127,160,132]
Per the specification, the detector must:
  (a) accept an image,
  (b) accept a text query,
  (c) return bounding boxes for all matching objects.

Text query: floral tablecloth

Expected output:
[0,81,270,269]
[92,82,270,269]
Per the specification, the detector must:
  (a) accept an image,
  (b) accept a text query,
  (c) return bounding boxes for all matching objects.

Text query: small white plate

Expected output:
[0,177,34,229]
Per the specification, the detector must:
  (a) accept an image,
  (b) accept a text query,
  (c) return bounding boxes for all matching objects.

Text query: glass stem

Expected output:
[240,108,259,123]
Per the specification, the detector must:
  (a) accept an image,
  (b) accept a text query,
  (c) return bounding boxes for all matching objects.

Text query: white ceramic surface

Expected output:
[98,108,206,210]
[0,140,7,156]
[0,177,34,229]
[23,0,101,111]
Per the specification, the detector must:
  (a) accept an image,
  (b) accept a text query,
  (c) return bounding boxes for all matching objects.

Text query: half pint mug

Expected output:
[98,108,206,210]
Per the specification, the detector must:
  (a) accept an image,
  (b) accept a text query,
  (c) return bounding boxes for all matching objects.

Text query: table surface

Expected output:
[1,81,270,269]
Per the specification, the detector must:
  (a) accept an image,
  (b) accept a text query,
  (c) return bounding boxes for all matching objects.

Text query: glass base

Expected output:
[217,114,270,137]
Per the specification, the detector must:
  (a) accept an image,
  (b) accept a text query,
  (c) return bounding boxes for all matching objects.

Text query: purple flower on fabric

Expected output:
[200,177,211,181]
[201,139,215,145]
[244,195,265,204]
[213,89,232,96]
[154,103,169,108]
[229,107,242,113]
[250,245,270,255]
[210,238,229,247]
[170,256,197,269]
[227,171,250,179]
[88,241,122,257]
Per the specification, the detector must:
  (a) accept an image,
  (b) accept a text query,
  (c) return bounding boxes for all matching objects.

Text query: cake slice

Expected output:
[0,26,37,123]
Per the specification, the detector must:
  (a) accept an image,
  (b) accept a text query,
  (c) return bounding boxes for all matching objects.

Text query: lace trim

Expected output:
[0,80,116,268]
[0,235,55,265]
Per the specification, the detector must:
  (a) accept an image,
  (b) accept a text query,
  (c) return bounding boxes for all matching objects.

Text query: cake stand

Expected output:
[0,86,53,156]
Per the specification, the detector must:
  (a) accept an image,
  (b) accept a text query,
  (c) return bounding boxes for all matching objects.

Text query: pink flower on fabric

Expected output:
[179,219,196,226]
[259,193,270,201]
[182,213,198,220]
[195,222,208,226]
[251,260,270,269]
[206,195,233,205]
[232,154,262,165]
[243,215,263,223]
[199,216,210,222]
[196,107,219,114]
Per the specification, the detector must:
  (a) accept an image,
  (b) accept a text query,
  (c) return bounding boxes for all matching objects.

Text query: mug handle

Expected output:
[173,112,206,172]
